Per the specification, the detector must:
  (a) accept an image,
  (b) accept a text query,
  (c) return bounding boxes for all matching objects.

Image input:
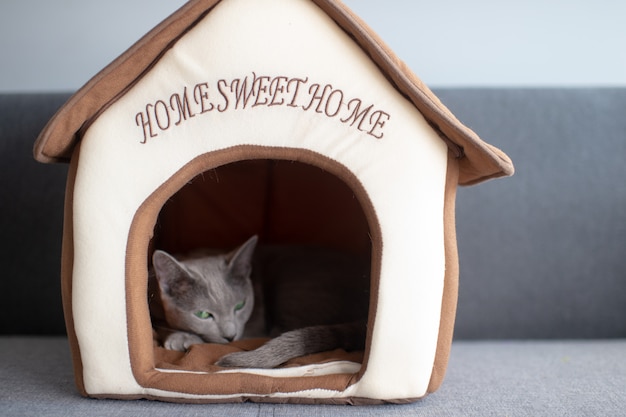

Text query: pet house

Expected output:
[34,0,513,404]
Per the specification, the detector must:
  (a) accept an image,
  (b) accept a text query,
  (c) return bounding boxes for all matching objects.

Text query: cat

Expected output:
[150,236,257,351]
[149,235,370,369]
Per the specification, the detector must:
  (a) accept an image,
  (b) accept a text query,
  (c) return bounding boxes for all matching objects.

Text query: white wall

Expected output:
[1,0,625,92]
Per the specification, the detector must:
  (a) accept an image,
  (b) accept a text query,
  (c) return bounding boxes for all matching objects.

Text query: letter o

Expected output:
[325,89,343,118]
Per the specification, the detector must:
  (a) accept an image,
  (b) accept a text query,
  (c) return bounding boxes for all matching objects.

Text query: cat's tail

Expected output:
[215,321,367,369]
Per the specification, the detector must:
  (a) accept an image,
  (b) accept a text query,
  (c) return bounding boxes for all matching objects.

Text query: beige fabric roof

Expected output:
[33,0,513,185]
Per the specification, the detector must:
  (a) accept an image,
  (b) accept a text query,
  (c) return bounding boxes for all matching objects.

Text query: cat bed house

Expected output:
[34,0,513,404]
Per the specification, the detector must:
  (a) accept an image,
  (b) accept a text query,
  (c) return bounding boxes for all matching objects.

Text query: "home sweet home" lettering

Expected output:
[134,72,391,144]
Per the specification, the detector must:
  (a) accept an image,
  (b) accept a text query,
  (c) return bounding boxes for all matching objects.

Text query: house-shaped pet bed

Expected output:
[34,0,513,404]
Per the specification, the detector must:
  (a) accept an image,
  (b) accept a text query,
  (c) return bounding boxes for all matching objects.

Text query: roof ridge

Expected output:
[33,0,513,185]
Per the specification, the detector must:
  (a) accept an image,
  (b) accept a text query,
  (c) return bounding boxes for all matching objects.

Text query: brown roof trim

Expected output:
[33,0,513,185]
[33,0,220,164]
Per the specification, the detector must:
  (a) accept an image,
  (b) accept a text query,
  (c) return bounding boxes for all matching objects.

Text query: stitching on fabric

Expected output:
[125,145,383,397]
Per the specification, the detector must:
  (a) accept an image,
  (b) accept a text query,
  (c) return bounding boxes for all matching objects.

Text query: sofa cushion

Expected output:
[1,89,625,339]
[440,89,626,339]
[1,337,624,415]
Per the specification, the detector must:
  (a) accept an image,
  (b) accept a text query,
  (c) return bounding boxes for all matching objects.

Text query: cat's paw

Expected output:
[164,332,204,351]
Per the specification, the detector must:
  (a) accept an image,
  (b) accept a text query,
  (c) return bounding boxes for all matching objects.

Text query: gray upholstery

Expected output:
[0,93,68,334]
[1,89,624,414]
[440,89,626,339]
[2,337,624,416]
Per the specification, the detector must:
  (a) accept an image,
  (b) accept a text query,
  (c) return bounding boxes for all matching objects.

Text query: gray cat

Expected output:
[150,235,370,369]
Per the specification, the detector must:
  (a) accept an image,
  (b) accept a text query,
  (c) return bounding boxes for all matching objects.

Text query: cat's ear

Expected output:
[152,250,190,296]
[227,235,258,281]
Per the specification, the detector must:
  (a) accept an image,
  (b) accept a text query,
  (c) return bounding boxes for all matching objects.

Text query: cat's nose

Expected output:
[222,323,237,343]
[223,330,236,342]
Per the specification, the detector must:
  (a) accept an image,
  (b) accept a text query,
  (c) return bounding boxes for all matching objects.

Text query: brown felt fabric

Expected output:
[60,146,87,397]
[153,159,371,254]
[58,145,461,402]
[33,0,513,185]
[427,149,460,393]
[125,146,383,398]
[42,0,514,402]
[33,0,221,163]
[153,339,364,373]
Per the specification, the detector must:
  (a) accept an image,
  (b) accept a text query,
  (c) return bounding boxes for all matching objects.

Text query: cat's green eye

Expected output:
[234,300,246,312]
[194,311,214,320]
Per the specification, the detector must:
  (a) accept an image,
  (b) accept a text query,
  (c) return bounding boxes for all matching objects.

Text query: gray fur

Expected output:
[216,321,367,368]
[152,236,257,347]
[151,235,370,369]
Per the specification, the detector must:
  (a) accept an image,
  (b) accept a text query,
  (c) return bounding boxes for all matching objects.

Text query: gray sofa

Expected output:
[1,89,624,416]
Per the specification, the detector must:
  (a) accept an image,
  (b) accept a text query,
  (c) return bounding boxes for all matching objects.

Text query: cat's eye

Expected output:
[234,300,246,312]
[194,311,214,320]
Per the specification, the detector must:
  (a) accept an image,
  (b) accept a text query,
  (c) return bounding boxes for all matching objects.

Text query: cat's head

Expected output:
[152,235,257,344]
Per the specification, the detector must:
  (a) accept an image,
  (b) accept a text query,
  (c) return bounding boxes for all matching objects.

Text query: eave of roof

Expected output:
[33,0,513,185]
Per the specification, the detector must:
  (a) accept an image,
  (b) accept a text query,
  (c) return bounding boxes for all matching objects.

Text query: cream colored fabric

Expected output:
[72,0,448,401]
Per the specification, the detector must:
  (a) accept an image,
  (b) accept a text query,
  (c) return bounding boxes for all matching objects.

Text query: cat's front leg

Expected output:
[164,331,204,351]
